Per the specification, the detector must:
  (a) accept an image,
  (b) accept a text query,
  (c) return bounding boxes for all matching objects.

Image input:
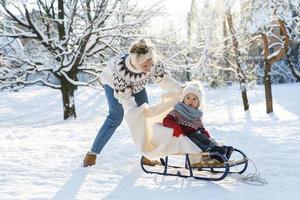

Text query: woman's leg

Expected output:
[91,85,124,154]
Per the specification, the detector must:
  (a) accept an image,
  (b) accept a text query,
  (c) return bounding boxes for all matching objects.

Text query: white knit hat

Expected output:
[181,82,205,110]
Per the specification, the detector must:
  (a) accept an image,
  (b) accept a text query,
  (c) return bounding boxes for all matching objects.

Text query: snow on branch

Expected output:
[60,70,87,86]
[267,49,281,60]
[1,0,163,91]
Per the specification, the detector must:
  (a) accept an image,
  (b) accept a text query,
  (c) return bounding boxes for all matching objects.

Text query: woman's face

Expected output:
[136,58,153,72]
[183,93,199,109]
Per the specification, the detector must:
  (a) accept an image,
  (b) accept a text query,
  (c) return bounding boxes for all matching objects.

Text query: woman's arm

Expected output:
[113,72,137,112]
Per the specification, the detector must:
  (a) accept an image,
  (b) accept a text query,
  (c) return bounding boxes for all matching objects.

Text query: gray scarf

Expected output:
[174,102,203,121]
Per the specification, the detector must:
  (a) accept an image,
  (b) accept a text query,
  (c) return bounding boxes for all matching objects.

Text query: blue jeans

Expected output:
[91,84,149,154]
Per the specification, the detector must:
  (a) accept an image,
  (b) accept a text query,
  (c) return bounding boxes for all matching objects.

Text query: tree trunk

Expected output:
[240,81,249,111]
[261,34,274,113]
[60,79,77,119]
[226,11,250,111]
[261,19,289,113]
[223,16,232,85]
[264,61,273,113]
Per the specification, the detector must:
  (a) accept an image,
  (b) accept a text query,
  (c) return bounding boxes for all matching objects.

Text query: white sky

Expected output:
[135,0,194,39]
[164,0,193,15]
[2,0,195,40]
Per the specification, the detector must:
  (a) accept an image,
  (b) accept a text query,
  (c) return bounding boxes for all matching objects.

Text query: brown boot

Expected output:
[83,152,97,167]
[142,157,160,166]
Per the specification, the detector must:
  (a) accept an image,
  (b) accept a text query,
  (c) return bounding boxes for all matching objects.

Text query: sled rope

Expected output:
[231,158,268,186]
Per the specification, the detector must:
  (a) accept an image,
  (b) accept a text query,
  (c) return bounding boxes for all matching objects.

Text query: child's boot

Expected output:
[226,146,234,160]
[208,146,227,163]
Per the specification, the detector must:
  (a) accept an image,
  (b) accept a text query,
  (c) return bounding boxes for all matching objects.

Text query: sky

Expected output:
[164,0,193,15]
[136,0,194,39]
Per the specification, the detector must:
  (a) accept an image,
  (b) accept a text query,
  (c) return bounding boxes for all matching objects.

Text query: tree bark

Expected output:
[261,19,289,113]
[223,17,232,85]
[60,78,77,119]
[264,60,273,113]
[240,80,249,111]
[226,12,249,111]
[261,34,273,113]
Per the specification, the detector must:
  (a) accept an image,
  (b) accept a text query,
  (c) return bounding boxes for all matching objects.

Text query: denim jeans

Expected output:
[186,131,216,151]
[91,84,149,154]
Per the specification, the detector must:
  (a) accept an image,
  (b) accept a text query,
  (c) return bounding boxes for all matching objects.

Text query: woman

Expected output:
[83,39,184,167]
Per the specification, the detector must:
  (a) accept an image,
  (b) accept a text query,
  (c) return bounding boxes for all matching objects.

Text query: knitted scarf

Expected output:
[169,102,203,129]
[174,102,203,120]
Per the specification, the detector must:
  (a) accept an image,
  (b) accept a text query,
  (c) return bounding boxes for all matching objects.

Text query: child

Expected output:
[162,84,233,162]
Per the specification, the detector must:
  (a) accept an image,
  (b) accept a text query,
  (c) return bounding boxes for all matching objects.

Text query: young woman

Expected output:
[84,39,184,167]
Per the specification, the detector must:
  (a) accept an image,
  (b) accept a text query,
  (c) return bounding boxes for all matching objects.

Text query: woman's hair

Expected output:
[129,39,149,54]
[129,39,157,65]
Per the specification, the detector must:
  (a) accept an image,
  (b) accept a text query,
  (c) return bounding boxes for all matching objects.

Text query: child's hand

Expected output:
[203,129,211,138]
[199,128,211,138]
[173,124,183,137]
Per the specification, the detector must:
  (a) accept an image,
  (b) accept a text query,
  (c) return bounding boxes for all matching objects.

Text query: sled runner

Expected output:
[140,148,248,181]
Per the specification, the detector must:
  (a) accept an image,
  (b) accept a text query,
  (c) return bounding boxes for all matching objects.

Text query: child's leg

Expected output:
[186,131,215,151]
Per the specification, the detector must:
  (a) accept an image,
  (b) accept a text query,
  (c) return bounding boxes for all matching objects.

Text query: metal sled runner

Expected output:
[140,148,248,181]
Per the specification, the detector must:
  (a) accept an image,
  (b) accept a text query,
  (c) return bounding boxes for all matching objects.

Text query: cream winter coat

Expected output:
[125,84,206,163]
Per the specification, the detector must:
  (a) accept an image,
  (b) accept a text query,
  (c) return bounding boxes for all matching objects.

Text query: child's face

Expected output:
[183,93,199,109]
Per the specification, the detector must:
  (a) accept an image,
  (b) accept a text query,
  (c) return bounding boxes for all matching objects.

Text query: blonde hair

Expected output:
[129,39,157,65]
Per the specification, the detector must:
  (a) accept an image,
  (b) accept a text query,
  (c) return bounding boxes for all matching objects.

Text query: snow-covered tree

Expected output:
[243,0,296,113]
[285,1,300,82]
[224,7,250,111]
[0,0,161,119]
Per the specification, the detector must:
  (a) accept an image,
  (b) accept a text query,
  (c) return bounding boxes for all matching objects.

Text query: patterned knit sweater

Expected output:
[100,53,183,111]
[163,109,211,138]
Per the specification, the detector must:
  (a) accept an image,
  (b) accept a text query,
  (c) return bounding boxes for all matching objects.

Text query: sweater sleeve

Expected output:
[113,71,137,112]
[163,114,184,137]
[152,62,184,93]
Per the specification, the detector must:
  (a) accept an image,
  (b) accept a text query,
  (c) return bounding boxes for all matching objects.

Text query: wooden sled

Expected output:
[141,148,248,181]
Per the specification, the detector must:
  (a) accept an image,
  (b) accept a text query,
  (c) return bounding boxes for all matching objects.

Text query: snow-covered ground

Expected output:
[0,83,299,200]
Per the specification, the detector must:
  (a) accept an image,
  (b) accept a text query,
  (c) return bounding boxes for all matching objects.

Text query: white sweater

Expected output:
[100,53,184,111]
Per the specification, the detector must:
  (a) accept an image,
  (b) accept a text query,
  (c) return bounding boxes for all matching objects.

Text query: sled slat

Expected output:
[191,158,248,168]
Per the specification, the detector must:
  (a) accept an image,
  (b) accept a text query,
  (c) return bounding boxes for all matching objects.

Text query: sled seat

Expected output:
[149,123,204,163]
[191,157,248,168]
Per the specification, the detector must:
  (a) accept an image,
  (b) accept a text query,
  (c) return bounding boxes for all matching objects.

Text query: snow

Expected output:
[1,83,300,200]
[267,49,281,60]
